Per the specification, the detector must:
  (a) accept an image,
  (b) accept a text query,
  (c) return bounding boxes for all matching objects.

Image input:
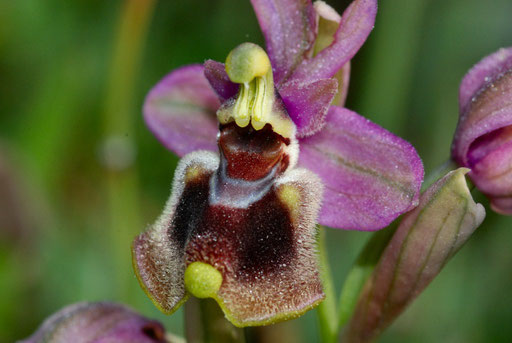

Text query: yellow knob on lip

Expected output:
[184,262,223,299]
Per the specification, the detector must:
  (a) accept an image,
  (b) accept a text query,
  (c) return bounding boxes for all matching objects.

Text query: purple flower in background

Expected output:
[20,302,168,343]
[452,47,512,214]
[133,0,423,327]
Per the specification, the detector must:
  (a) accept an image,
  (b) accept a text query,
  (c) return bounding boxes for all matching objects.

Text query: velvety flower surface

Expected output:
[452,47,512,214]
[134,0,424,328]
[20,302,167,343]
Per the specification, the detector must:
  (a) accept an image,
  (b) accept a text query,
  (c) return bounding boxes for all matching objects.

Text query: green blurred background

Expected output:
[1,0,511,342]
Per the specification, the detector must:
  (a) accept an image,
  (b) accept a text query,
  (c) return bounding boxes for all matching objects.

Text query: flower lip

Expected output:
[133,149,325,326]
[135,88,325,325]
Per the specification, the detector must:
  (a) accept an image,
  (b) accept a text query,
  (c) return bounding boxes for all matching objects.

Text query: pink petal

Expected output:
[204,60,239,102]
[144,65,219,157]
[459,47,512,114]
[333,61,351,107]
[250,0,317,85]
[453,48,512,166]
[299,106,423,231]
[468,129,512,199]
[279,78,338,137]
[290,0,377,84]
[311,1,351,106]
[491,197,512,215]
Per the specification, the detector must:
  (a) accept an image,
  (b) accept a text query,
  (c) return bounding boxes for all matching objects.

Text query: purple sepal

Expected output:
[250,0,317,85]
[453,48,512,165]
[459,47,512,114]
[333,61,351,107]
[143,65,219,157]
[299,106,423,231]
[289,0,377,84]
[491,196,512,215]
[467,127,512,201]
[204,60,239,102]
[20,302,167,343]
[279,78,338,137]
[452,47,512,210]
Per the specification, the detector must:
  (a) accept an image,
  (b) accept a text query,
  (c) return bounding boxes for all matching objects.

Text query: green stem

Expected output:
[337,225,396,330]
[244,323,300,343]
[103,0,156,298]
[317,229,338,343]
[185,298,245,343]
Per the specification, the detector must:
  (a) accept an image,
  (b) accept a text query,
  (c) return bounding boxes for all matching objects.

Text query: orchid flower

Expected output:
[133,0,423,327]
[452,47,512,214]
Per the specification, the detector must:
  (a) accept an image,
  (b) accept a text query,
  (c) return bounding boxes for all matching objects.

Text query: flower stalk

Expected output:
[316,229,338,343]
[342,169,485,342]
[185,299,245,343]
[337,225,396,331]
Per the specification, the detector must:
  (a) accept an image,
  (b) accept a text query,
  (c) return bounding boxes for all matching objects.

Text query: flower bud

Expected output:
[20,302,168,343]
[452,47,512,214]
[344,169,485,342]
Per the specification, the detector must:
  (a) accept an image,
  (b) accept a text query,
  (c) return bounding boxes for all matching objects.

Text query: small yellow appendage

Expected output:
[278,184,301,224]
[184,262,223,299]
[225,43,271,83]
[222,43,275,132]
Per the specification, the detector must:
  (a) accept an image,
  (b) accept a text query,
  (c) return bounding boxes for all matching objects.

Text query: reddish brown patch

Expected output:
[185,186,295,280]
[169,174,211,249]
[168,124,296,280]
[218,123,290,180]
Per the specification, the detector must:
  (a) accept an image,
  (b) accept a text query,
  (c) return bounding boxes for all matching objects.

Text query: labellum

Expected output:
[133,43,324,327]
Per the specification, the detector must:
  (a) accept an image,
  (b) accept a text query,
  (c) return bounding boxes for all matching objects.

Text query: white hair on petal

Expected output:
[152,150,219,235]
[276,167,324,233]
[283,126,299,172]
[133,150,219,313]
[216,167,325,325]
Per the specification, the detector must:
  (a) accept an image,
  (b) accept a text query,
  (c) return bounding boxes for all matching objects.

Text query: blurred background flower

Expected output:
[1,0,512,342]
[452,47,512,215]
[20,302,169,343]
